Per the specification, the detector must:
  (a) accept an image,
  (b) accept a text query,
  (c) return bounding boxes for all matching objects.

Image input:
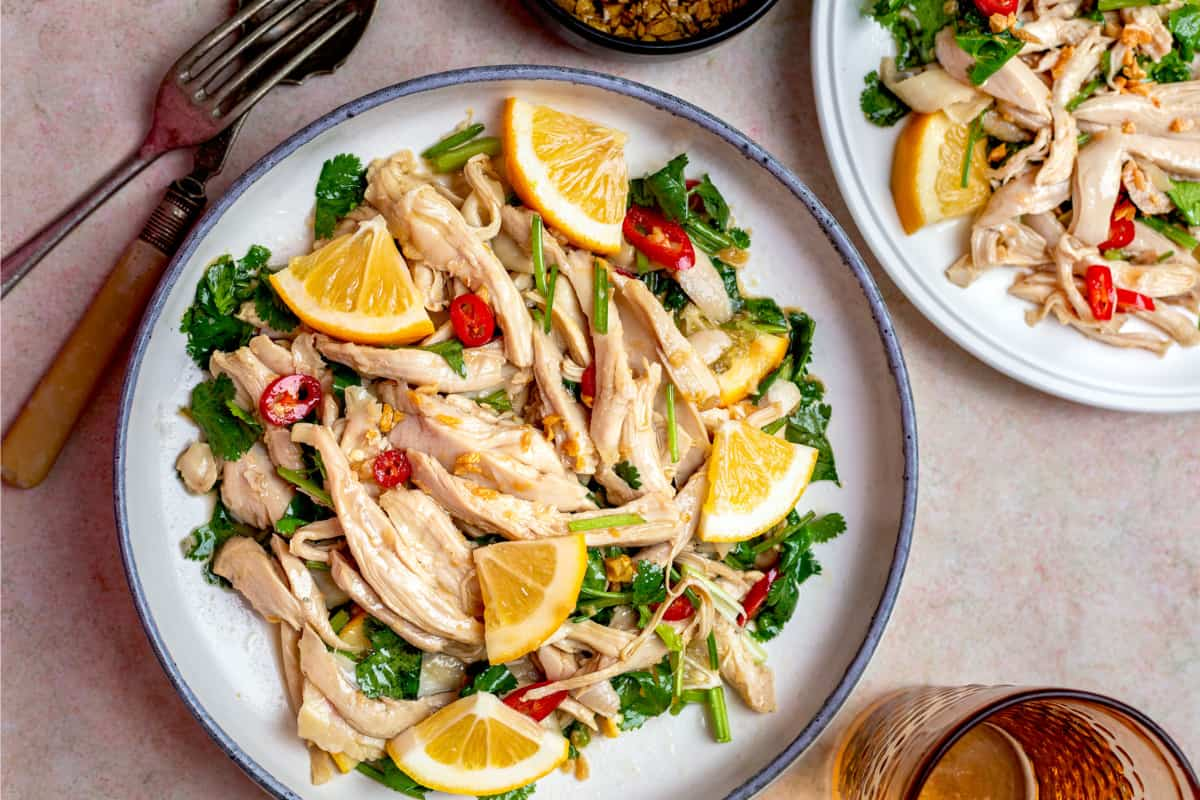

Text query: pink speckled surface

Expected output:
[1,1,1197,797]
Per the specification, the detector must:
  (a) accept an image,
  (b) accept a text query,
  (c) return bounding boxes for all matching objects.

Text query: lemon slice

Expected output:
[715,332,789,408]
[699,420,819,543]
[503,98,628,254]
[387,692,568,796]
[891,111,990,235]
[473,534,587,664]
[269,215,434,345]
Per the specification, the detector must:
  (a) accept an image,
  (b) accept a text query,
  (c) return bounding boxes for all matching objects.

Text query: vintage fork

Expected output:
[0,0,362,296]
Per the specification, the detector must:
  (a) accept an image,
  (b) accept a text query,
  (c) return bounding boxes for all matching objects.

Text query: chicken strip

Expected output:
[316,336,515,394]
[531,326,599,475]
[220,442,294,529]
[210,346,278,411]
[291,423,484,646]
[378,488,481,616]
[297,681,387,763]
[713,616,775,713]
[270,536,359,652]
[936,28,1050,125]
[213,536,303,629]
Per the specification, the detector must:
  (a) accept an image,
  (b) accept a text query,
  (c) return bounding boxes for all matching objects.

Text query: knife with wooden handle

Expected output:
[1,118,245,488]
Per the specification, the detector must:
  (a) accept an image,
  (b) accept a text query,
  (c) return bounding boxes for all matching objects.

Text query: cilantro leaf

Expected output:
[356,760,429,798]
[748,512,845,642]
[861,70,910,127]
[1148,49,1193,83]
[420,340,467,378]
[274,492,331,535]
[314,153,366,239]
[189,374,261,462]
[955,29,1023,85]
[461,664,517,697]
[185,500,255,585]
[1170,4,1200,61]
[613,460,642,490]
[784,396,839,485]
[642,153,691,223]
[252,275,299,332]
[180,245,271,366]
[688,174,730,229]
[630,560,667,606]
[356,619,423,700]
[480,787,536,800]
[611,657,673,730]
[475,389,513,413]
[1167,180,1200,226]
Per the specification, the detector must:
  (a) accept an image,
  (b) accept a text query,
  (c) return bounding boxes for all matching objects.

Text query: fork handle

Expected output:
[0,150,160,298]
[1,177,206,489]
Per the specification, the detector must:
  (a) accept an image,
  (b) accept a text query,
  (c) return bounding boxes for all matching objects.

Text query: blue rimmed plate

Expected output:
[115,65,916,800]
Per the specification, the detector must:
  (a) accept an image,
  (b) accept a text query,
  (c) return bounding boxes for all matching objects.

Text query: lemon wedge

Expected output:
[503,98,628,254]
[269,215,434,344]
[715,332,789,408]
[386,692,568,796]
[473,534,587,664]
[699,420,819,543]
[891,111,990,235]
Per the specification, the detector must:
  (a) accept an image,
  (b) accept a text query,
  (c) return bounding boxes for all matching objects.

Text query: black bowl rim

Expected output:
[114,64,918,800]
[524,0,781,55]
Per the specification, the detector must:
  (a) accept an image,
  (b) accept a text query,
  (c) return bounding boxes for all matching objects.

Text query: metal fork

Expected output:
[0,0,362,296]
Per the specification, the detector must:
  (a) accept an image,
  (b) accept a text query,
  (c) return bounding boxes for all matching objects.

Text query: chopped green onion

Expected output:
[544,263,558,334]
[1077,133,1093,148]
[666,384,679,463]
[1157,250,1176,263]
[329,608,350,633]
[680,689,710,705]
[708,685,732,743]
[429,137,501,173]
[1102,249,1126,261]
[1140,215,1199,249]
[421,123,485,158]
[741,630,769,664]
[531,213,548,297]
[706,631,720,670]
[1097,0,1160,10]
[567,513,645,532]
[960,113,985,190]
[752,511,816,555]
[1066,78,1102,112]
[636,250,651,274]
[681,564,743,622]
[593,260,609,334]
[306,560,330,571]
[276,466,333,507]
[761,418,786,435]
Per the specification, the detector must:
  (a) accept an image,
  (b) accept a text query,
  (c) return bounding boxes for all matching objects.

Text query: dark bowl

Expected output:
[522,0,780,59]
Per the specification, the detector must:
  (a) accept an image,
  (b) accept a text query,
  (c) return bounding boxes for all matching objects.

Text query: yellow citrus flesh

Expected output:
[269,215,434,344]
[715,332,789,407]
[699,420,819,543]
[503,97,628,254]
[329,752,358,773]
[891,111,990,235]
[473,534,587,664]
[387,692,568,796]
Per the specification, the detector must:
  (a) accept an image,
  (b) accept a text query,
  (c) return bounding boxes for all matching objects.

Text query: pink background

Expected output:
[2,1,1197,797]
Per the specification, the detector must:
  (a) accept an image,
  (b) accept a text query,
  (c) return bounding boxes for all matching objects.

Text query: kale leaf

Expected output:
[861,70,910,127]
[613,460,642,490]
[189,374,261,462]
[461,664,517,697]
[611,657,673,730]
[184,499,255,585]
[356,619,423,700]
[180,245,271,367]
[356,760,429,798]
[314,153,367,239]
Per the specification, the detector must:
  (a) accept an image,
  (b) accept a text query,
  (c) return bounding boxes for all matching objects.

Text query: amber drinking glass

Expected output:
[833,686,1198,800]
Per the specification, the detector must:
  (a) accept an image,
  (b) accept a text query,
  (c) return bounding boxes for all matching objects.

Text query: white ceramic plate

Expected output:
[116,66,916,800]
[811,4,1200,413]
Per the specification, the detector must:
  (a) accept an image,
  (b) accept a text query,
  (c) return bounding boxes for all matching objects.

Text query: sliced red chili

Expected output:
[372,449,412,488]
[622,205,696,272]
[259,374,322,426]
[657,595,696,622]
[738,567,779,625]
[449,293,495,347]
[973,0,1017,14]
[1116,287,1156,312]
[1099,201,1136,251]
[1085,265,1116,322]
[502,682,568,722]
[580,363,596,408]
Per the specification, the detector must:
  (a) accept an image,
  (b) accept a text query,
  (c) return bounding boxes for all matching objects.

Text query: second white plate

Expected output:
[811,2,1200,413]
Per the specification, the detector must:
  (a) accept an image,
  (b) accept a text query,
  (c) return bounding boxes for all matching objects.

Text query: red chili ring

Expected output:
[259,374,323,427]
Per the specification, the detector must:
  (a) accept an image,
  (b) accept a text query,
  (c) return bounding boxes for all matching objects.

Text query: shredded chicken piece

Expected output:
[317,336,515,394]
[176,441,219,494]
[220,442,294,529]
[213,536,303,628]
[270,536,359,652]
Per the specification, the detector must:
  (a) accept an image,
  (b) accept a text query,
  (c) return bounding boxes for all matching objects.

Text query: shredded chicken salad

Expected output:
[862,0,1200,355]
[174,104,845,797]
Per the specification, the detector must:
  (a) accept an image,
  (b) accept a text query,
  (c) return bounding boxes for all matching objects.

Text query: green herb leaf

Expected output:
[356,619,423,700]
[787,311,817,376]
[860,70,910,127]
[314,154,366,239]
[179,246,271,366]
[960,112,985,189]
[712,258,744,312]
[480,784,537,800]
[189,374,261,462]
[955,29,1024,85]
[274,491,331,535]
[656,623,685,652]
[356,760,430,798]
[1140,215,1199,249]
[1148,49,1194,83]
[687,174,731,229]
[421,340,467,378]
[613,460,642,490]
[1167,180,1200,226]
[475,389,513,413]
[276,465,333,508]
[1170,4,1200,61]
[865,0,954,70]
[185,501,255,585]
[252,275,299,333]
[742,297,790,334]
[642,153,690,223]
[330,362,362,403]
[461,664,517,697]
[611,657,673,730]
[784,393,840,485]
[562,379,582,402]
[630,560,667,606]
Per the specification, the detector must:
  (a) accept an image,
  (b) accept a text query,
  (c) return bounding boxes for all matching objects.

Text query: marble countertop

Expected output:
[2,1,1196,797]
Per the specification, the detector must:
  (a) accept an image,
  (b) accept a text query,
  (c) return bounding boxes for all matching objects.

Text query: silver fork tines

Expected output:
[174,0,359,119]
